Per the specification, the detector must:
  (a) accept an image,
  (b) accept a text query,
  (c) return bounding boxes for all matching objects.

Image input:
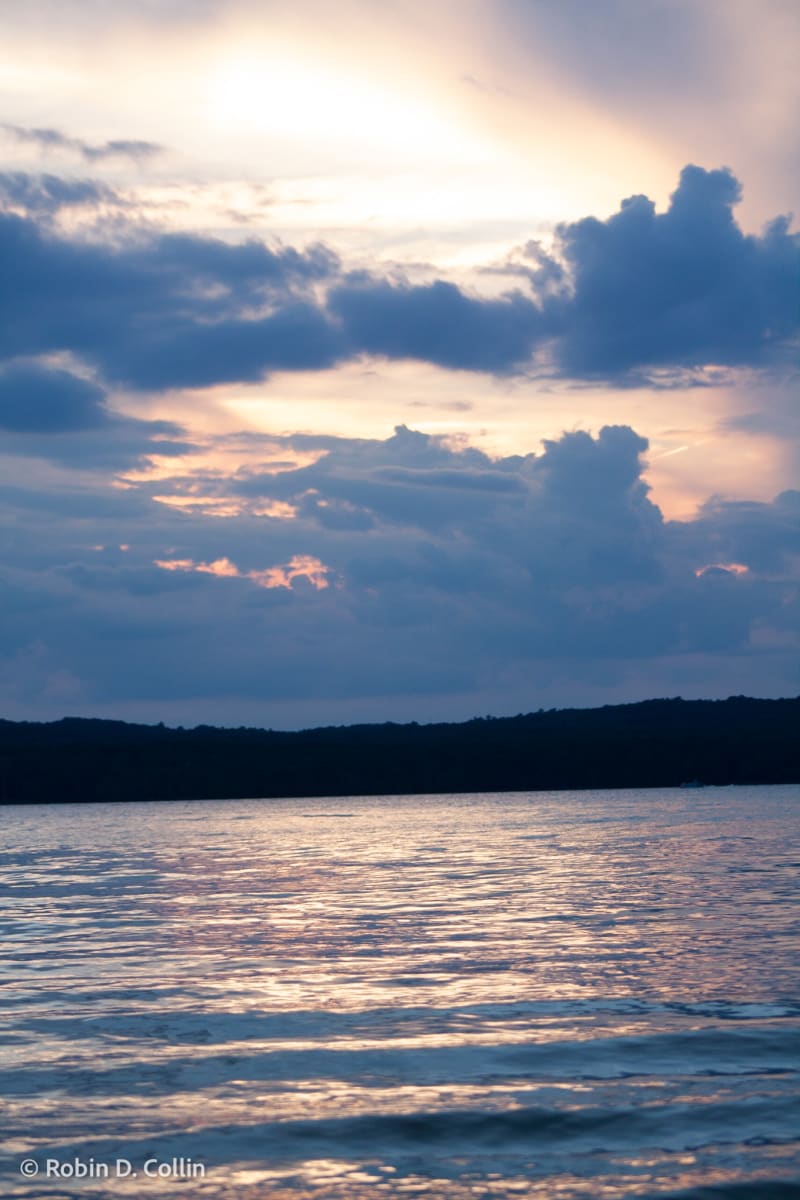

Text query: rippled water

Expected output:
[1,786,799,1199]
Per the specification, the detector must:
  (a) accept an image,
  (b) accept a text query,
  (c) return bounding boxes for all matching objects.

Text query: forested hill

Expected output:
[0,696,797,804]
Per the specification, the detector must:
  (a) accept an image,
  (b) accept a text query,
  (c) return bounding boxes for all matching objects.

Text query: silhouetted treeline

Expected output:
[0,696,797,804]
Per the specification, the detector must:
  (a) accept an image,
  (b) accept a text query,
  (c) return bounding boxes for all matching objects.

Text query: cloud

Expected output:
[684,489,800,576]
[328,275,544,373]
[105,301,344,390]
[0,172,120,216]
[237,424,660,576]
[0,421,796,720]
[233,423,530,534]
[545,165,800,378]
[149,232,338,292]
[0,362,193,467]
[0,363,107,431]
[1,123,163,163]
[0,210,347,388]
[0,165,795,390]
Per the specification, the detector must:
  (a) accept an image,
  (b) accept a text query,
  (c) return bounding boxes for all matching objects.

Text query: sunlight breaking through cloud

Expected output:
[154,554,331,590]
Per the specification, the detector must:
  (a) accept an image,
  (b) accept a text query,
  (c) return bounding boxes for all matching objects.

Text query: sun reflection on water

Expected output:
[0,787,798,1197]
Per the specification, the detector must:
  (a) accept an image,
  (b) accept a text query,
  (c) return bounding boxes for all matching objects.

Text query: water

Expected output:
[1,786,798,1199]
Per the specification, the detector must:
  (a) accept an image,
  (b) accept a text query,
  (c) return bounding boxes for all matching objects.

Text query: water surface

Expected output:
[1,786,799,1198]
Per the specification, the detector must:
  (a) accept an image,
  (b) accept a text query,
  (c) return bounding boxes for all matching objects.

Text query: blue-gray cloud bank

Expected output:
[0,165,797,393]
[2,422,798,722]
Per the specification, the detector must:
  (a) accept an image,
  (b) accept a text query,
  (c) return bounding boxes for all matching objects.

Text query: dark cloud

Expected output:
[1,124,163,163]
[546,165,800,377]
[235,424,525,532]
[0,165,795,395]
[683,489,800,576]
[1,423,797,719]
[232,424,661,593]
[0,211,343,388]
[223,425,747,638]
[12,420,194,470]
[328,275,544,372]
[104,302,344,390]
[148,232,338,292]
[0,363,107,432]
[0,362,193,467]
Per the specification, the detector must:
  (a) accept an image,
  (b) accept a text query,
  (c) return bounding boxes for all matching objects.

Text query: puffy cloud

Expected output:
[1,423,796,720]
[0,165,794,391]
[546,165,800,377]
[235,424,530,533]
[0,210,344,388]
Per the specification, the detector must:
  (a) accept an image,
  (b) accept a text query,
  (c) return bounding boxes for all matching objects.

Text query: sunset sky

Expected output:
[1,0,798,727]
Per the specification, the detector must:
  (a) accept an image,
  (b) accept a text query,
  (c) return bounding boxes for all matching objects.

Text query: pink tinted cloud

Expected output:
[154,553,331,590]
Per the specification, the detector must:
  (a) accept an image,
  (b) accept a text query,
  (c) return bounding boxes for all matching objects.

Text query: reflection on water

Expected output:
[0,786,798,1198]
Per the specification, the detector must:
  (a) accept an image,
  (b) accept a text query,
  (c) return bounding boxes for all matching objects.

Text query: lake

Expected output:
[1,786,799,1198]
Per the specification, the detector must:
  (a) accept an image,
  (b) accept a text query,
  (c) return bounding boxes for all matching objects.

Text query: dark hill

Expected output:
[0,696,797,804]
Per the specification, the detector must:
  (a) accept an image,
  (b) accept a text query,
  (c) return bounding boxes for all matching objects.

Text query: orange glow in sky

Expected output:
[154,555,331,591]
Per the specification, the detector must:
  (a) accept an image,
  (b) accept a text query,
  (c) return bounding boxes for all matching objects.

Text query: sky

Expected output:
[0,0,798,728]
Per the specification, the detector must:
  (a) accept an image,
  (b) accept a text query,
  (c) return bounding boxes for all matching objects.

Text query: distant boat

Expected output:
[680,779,705,788]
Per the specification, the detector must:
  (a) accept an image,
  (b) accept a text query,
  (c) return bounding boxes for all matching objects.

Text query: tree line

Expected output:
[0,695,797,804]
